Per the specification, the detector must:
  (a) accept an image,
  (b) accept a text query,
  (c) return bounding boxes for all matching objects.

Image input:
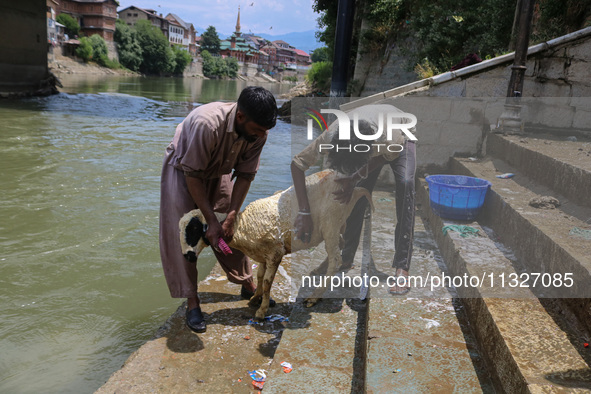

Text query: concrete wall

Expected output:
[0,1,49,95]
[183,59,203,77]
[359,30,591,180]
[240,63,258,78]
[355,37,418,97]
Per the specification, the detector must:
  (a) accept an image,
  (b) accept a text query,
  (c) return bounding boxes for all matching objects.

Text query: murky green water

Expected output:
[0,76,294,393]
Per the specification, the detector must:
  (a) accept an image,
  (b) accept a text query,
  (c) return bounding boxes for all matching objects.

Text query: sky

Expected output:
[117,0,321,36]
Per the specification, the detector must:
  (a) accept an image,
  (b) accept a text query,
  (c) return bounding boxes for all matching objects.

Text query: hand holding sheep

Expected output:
[294,213,313,244]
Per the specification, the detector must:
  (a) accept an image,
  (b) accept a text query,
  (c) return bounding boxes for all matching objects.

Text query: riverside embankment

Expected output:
[0,76,292,393]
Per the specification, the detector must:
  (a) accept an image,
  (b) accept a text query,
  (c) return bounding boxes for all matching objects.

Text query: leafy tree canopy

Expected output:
[57,13,79,37]
[201,26,221,54]
[171,45,192,75]
[135,20,175,74]
[310,47,331,63]
[114,19,142,71]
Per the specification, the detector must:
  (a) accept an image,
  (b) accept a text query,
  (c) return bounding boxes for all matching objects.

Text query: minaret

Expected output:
[235,5,241,37]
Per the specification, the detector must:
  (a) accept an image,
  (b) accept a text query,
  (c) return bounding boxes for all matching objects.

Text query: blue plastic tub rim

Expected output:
[425,174,492,189]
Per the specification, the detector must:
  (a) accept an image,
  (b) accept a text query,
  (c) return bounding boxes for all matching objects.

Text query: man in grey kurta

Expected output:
[291,104,417,295]
[159,86,277,333]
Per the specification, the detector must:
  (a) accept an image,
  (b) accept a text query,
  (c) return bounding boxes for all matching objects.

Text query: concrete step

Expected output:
[96,263,294,393]
[418,178,591,392]
[365,211,494,393]
[487,133,591,209]
[264,298,368,393]
[451,156,591,330]
[266,190,493,392]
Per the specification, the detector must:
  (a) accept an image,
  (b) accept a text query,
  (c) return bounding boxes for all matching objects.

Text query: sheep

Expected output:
[179,169,373,321]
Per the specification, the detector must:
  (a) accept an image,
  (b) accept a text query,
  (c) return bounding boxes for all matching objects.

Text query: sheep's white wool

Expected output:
[179,169,372,319]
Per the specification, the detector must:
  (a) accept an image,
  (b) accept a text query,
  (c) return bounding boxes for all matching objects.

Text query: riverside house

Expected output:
[58,0,118,42]
[117,5,170,39]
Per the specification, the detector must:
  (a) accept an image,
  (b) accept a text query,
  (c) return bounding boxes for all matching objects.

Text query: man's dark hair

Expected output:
[327,119,373,175]
[237,86,277,129]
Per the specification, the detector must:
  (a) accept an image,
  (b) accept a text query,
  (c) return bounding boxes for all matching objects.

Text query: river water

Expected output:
[0,76,295,393]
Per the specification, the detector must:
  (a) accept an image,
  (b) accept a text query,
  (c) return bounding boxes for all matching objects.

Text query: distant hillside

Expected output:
[196,28,322,54]
[256,30,322,54]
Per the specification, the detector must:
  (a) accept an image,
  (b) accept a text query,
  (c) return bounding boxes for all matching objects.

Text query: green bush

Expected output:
[99,55,122,69]
[135,20,175,74]
[57,14,79,37]
[76,37,93,62]
[305,61,332,92]
[88,34,109,65]
[114,20,142,72]
[201,51,239,78]
[201,50,216,77]
[171,45,192,75]
[310,47,331,63]
[225,57,239,78]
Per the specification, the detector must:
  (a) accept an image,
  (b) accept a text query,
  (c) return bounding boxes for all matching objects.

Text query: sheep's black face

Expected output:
[184,216,208,262]
[185,217,205,247]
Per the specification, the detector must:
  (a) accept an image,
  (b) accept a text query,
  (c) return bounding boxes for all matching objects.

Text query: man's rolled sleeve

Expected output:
[291,130,333,171]
[232,170,256,182]
[179,118,216,175]
[184,169,207,178]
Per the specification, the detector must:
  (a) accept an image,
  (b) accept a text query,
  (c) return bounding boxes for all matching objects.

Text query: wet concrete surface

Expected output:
[96,262,294,393]
[97,191,493,393]
[365,198,494,393]
[417,175,591,392]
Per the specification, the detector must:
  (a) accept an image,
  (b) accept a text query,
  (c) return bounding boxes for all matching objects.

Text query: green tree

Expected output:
[172,45,192,74]
[88,34,109,61]
[310,47,331,63]
[114,19,142,71]
[201,26,221,54]
[531,0,591,43]
[57,13,79,37]
[216,57,229,76]
[76,37,93,62]
[408,0,514,71]
[135,20,175,74]
[313,0,338,56]
[201,50,216,77]
[225,57,239,78]
[201,50,239,78]
[305,61,332,92]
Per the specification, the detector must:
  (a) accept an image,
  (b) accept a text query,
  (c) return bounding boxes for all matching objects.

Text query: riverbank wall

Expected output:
[346,26,591,185]
[0,2,56,97]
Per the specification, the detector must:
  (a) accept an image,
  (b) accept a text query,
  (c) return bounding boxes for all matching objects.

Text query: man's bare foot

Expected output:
[389,268,410,295]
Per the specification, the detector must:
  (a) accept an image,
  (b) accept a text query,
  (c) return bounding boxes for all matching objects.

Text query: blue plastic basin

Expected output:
[426,175,491,221]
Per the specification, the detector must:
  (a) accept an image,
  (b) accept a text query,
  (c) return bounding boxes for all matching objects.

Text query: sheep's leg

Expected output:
[255,258,280,321]
[248,262,266,307]
[305,235,342,307]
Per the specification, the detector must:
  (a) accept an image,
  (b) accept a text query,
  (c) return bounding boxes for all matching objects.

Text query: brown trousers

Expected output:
[159,155,252,298]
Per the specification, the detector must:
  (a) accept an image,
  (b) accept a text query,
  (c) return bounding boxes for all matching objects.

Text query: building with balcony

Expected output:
[166,13,197,55]
[58,0,117,41]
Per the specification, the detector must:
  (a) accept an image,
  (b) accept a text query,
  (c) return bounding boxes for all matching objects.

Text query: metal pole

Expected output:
[506,0,535,98]
[497,0,535,133]
[330,0,355,99]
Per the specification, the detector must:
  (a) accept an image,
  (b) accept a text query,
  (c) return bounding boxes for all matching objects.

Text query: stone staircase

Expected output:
[97,133,591,393]
[415,131,591,392]
[265,131,591,392]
